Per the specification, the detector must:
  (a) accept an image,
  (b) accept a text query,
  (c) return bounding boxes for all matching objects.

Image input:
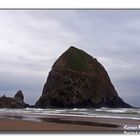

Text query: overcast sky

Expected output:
[0,10,140,107]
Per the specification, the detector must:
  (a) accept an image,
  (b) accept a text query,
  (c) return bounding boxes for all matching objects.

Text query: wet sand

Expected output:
[0,118,118,131]
[0,114,140,132]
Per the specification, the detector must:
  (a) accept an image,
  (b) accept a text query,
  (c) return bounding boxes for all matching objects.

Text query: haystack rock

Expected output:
[35,46,131,108]
[0,90,28,108]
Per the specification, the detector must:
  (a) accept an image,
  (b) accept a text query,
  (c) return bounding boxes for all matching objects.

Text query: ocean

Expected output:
[0,107,140,122]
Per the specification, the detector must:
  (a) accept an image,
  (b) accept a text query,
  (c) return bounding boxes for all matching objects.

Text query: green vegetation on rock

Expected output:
[63,46,94,72]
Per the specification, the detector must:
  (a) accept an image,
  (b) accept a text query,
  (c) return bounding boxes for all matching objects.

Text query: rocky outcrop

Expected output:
[0,90,28,108]
[14,90,24,101]
[35,46,131,108]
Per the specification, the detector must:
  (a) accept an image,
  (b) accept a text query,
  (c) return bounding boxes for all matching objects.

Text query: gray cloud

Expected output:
[0,10,140,106]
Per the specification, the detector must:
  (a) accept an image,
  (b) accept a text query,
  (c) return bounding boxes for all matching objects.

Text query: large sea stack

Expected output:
[35,46,131,108]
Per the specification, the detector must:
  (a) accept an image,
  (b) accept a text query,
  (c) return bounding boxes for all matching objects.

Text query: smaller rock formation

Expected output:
[14,90,24,102]
[0,90,28,108]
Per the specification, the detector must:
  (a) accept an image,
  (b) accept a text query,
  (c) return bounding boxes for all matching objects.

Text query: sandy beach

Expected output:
[0,114,140,132]
[0,118,116,131]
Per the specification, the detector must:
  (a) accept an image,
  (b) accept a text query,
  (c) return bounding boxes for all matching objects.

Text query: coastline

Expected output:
[0,114,140,132]
[0,118,117,131]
